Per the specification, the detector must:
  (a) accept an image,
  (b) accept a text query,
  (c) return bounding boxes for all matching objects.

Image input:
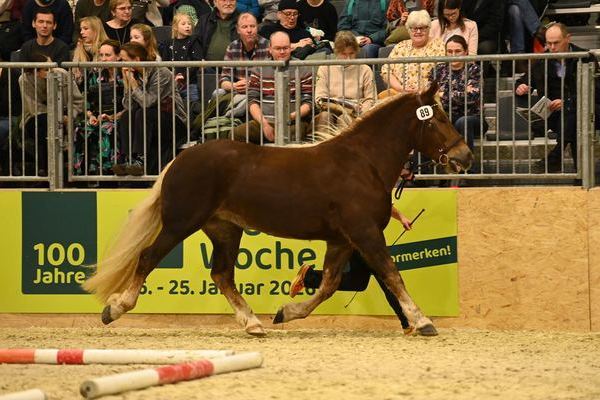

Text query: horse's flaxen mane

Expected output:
[296,92,416,147]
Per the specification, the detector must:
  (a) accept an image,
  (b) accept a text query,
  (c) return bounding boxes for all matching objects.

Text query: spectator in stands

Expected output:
[159,12,203,101]
[460,0,503,55]
[385,0,434,45]
[22,0,74,45]
[103,0,135,45]
[114,42,186,176]
[20,8,70,64]
[18,53,83,176]
[428,35,486,154]
[258,0,280,26]
[0,55,21,174]
[505,0,544,65]
[72,16,109,86]
[130,23,161,60]
[313,30,375,131]
[73,39,124,175]
[0,0,25,61]
[298,0,338,42]
[220,12,270,94]
[237,0,259,18]
[233,31,312,143]
[130,0,169,27]
[430,0,477,55]
[72,0,111,44]
[259,0,315,56]
[379,10,444,97]
[193,0,240,61]
[515,22,598,172]
[337,0,388,58]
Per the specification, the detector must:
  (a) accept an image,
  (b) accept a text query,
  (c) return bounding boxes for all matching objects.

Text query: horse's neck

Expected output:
[340,111,415,191]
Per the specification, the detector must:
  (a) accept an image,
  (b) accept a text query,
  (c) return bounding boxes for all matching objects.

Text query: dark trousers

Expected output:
[547,106,577,167]
[17,114,48,175]
[304,251,410,328]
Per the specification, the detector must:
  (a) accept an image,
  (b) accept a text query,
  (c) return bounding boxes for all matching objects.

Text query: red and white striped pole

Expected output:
[0,389,46,400]
[79,352,263,399]
[0,349,233,365]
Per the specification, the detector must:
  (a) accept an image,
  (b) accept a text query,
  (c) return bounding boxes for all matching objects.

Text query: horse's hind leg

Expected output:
[203,218,265,336]
[103,228,182,324]
[353,228,437,336]
[274,242,352,323]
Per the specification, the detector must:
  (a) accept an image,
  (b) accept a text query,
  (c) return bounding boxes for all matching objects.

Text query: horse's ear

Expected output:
[424,81,439,99]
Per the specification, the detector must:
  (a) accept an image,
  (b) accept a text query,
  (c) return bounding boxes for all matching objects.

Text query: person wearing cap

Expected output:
[19,8,70,64]
[193,0,240,61]
[21,0,74,45]
[258,0,313,52]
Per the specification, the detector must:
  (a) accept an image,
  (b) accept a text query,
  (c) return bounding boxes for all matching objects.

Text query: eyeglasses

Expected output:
[410,26,429,32]
[280,11,299,17]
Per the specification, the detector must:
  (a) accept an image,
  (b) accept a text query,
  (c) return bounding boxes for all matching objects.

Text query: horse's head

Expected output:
[410,82,473,173]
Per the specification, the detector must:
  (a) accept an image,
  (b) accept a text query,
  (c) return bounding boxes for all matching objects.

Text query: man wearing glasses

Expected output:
[258,0,314,53]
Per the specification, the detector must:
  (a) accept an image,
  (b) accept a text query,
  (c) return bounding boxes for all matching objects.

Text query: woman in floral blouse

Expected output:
[379,10,444,97]
[428,34,487,152]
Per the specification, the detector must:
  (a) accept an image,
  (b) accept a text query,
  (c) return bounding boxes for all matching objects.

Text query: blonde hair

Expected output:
[334,30,359,55]
[130,23,159,61]
[171,13,192,39]
[73,16,109,63]
[406,10,432,29]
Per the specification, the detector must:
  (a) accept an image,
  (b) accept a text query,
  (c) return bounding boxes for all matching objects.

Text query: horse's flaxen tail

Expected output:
[82,161,174,303]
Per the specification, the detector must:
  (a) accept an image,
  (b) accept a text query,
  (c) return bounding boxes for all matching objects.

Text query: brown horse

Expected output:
[83,82,473,337]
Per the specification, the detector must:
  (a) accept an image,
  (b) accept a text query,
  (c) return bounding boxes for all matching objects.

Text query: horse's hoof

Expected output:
[417,323,438,336]
[246,325,267,337]
[101,305,114,325]
[273,308,285,324]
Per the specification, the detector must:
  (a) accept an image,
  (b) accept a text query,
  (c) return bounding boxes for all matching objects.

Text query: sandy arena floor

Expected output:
[1,325,600,400]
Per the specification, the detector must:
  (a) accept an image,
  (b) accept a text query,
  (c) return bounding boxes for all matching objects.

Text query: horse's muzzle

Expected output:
[446,143,473,174]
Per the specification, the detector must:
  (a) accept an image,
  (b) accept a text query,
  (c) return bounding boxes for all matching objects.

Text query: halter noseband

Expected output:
[415,102,462,166]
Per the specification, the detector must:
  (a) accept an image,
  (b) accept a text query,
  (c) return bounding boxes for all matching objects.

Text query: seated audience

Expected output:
[163,0,211,27]
[0,0,25,61]
[193,0,240,61]
[259,0,315,57]
[380,10,444,96]
[428,35,486,154]
[72,16,109,87]
[114,42,186,176]
[72,0,111,44]
[258,0,280,25]
[22,0,74,45]
[430,0,477,55]
[159,12,203,101]
[505,0,545,68]
[73,39,124,175]
[313,30,376,131]
[130,23,161,60]
[130,0,169,27]
[18,54,83,176]
[20,8,70,64]
[103,0,135,45]
[385,0,434,45]
[237,0,259,18]
[0,55,21,174]
[298,0,338,42]
[233,31,312,144]
[460,0,503,55]
[220,12,270,94]
[337,0,389,58]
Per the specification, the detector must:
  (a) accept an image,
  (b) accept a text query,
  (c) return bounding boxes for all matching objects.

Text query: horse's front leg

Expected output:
[204,220,264,336]
[354,228,437,336]
[273,242,352,323]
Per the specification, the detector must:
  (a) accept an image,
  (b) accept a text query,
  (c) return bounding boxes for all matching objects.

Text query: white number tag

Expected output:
[416,105,433,121]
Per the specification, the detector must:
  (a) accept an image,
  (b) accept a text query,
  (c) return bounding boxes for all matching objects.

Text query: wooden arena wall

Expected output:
[0,187,598,332]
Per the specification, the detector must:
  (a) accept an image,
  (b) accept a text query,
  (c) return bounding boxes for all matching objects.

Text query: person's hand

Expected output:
[359,36,372,46]
[262,120,275,142]
[122,68,138,88]
[391,207,412,230]
[400,11,409,24]
[296,38,314,48]
[233,79,248,93]
[89,114,98,126]
[548,99,563,112]
[515,83,530,96]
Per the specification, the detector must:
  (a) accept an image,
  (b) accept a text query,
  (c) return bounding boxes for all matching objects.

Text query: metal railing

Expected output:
[0,52,597,189]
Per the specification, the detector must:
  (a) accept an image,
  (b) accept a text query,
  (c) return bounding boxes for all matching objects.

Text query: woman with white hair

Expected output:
[379,9,444,97]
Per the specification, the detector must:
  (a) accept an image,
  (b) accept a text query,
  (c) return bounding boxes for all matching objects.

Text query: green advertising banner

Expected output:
[0,190,459,316]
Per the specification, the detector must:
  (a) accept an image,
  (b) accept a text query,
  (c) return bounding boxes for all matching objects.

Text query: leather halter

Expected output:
[416,102,463,166]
